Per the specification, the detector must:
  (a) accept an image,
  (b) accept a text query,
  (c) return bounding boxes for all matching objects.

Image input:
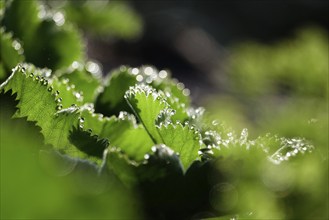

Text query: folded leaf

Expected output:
[125,84,171,144]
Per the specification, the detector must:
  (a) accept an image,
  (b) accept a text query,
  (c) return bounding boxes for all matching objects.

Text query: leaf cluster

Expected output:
[0,1,317,219]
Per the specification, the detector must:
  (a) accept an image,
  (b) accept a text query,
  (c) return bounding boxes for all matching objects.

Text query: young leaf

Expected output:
[136,66,190,122]
[125,84,171,144]
[159,90,189,123]
[157,123,202,171]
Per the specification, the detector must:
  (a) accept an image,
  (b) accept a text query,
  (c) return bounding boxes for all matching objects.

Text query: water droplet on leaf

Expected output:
[56,104,62,110]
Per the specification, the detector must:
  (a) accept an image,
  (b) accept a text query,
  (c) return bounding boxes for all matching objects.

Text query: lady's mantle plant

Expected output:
[0,0,316,219]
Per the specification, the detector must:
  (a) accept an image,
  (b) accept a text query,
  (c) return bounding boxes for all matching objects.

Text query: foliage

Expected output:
[227,27,328,98]
[0,0,325,219]
[204,27,328,219]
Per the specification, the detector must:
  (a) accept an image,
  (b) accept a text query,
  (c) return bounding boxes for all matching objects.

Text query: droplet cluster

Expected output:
[78,117,85,130]
[269,138,314,164]
[26,68,64,112]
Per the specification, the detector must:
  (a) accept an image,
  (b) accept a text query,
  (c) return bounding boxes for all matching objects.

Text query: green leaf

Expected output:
[157,123,202,171]
[137,144,183,180]
[95,66,137,116]
[134,66,190,122]
[0,64,84,158]
[158,89,189,123]
[95,65,191,123]
[56,62,102,104]
[80,107,154,161]
[155,78,191,108]
[69,127,109,158]
[63,1,143,39]
[125,84,171,144]
[105,144,183,187]
[0,0,5,21]
[1,0,40,45]
[105,147,138,187]
[0,28,24,81]
[51,77,83,108]
[28,19,84,70]
[2,0,84,70]
[206,127,315,165]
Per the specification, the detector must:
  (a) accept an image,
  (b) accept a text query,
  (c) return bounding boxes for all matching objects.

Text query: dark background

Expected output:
[87,1,329,102]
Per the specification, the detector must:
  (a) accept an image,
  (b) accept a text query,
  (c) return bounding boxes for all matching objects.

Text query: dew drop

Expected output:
[47,86,53,92]
[35,76,40,81]
[43,80,48,86]
[74,92,82,100]
[183,88,190,96]
[159,70,168,79]
[212,120,219,126]
[144,66,153,76]
[119,65,127,72]
[131,68,139,75]
[146,77,153,84]
[87,129,93,133]
[56,98,62,103]
[71,61,80,69]
[62,78,69,84]
[12,40,22,51]
[53,12,65,26]
[136,75,143,82]
[29,73,34,78]
[79,117,85,123]
[86,61,101,77]
[177,82,185,90]
[56,104,63,110]
[55,90,60,96]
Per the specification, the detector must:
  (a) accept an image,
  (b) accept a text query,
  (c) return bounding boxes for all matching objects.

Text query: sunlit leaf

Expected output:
[125,84,172,144]
[0,64,84,158]
[157,123,202,171]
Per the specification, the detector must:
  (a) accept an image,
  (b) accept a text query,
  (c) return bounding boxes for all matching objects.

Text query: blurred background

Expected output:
[1,0,328,219]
